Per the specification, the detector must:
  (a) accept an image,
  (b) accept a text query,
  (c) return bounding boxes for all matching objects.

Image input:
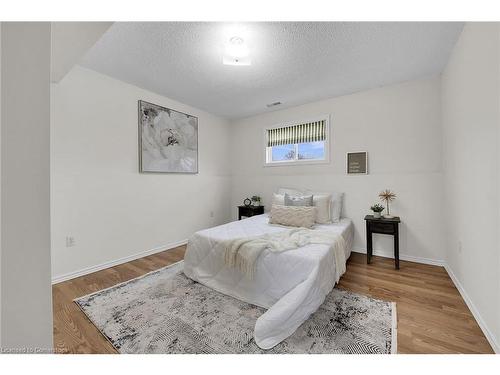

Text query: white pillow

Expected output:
[277,187,304,197]
[312,194,331,224]
[272,193,285,206]
[269,205,316,228]
[330,192,344,223]
[305,190,344,223]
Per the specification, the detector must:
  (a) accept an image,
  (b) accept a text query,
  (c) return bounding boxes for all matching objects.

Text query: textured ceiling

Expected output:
[80,22,463,120]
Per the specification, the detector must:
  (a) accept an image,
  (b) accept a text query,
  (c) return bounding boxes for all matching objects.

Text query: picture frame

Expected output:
[138,100,198,174]
[346,151,368,174]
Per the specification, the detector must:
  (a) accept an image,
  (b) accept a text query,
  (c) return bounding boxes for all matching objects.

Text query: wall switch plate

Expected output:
[210,211,214,218]
[458,240,462,254]
[66,236,76,247]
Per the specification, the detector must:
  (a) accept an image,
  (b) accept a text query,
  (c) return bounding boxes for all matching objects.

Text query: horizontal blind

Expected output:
[267,120,326,147]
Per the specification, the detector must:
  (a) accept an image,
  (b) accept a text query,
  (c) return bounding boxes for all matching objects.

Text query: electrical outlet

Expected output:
[66,236,76,247]
[210,210,214,218]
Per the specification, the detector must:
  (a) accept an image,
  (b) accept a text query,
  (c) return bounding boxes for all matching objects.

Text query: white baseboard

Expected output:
[51,239,188,285]
[444,264,500,354]
[351,248,445,267]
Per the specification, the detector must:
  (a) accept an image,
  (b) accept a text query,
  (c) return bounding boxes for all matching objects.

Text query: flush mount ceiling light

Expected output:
[223,36,251,66]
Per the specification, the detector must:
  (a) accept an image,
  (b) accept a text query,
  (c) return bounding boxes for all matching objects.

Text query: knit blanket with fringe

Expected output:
[222,228,346,280]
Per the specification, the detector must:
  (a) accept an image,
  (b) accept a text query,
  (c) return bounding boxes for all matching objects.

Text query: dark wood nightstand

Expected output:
[238,205,264,220]
[364,215,401,269]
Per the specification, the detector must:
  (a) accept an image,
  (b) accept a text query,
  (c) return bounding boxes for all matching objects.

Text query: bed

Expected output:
[183,213,354,349]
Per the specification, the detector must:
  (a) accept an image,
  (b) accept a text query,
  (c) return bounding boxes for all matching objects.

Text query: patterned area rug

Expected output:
[75,261,397,354]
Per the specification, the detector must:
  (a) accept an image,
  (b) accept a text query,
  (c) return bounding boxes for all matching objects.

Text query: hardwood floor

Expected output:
[337,253,493,354]
[52,247,494,354]
[52,246,186,354]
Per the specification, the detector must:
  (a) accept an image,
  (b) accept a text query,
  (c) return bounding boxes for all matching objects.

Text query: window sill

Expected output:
[263,159,330,167]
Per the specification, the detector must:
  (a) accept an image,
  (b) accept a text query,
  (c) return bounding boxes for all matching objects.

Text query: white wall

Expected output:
[1,23,53,350]
[51,22,112,83]
[230,77,445,263]
[51,66,232,280]
[441,23,500,352]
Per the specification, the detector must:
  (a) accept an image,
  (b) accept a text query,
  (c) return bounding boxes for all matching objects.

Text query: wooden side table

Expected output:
[364,215,401,269]
[238,205,264,220]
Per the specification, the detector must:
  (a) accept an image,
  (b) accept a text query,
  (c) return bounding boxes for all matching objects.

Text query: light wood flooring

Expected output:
[52,246,494,354]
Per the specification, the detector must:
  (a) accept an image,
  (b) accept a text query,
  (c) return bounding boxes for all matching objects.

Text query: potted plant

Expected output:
[251,195,261,206]
[370,203,385,219]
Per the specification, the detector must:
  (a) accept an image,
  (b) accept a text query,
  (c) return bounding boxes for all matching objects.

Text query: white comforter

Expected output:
[183,214,352,349]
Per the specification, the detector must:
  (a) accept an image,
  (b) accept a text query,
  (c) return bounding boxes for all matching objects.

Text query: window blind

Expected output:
[267,120,326,147]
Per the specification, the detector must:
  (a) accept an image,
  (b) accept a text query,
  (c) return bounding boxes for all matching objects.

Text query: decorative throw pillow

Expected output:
[277,187,304,197]
[269,205,316,228]
[284,193,313,207]
[272,193,285,206]
[312,194,331,224]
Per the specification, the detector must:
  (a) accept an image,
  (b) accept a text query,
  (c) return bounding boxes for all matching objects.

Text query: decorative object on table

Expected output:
[379,189,396,218]
[346,151,368,174]
[365,215,401,269]
[370,204,385,219]
[243,198,252,207]
[238,205,264,220]
[251,195,261,206]
[138,100,198,173]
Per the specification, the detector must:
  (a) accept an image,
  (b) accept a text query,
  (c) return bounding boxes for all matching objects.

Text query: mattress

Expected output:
[183,213,354,349]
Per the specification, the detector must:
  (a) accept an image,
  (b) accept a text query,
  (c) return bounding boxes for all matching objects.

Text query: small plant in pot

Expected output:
[251,195,261,206]
[370,204,385,219]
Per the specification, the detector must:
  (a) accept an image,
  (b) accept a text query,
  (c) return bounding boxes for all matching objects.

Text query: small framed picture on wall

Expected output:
[346,151,368,174]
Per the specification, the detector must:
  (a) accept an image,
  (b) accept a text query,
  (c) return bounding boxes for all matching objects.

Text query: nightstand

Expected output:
[238,205,264,220]
[364,215,401,269]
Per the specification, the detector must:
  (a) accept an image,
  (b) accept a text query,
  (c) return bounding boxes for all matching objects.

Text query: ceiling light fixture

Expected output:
[223,36,251,66]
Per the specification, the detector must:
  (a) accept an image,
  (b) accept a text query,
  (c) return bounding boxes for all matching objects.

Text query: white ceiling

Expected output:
[80,22,464,120]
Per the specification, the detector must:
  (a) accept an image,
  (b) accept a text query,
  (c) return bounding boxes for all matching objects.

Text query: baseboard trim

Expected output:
[351,248,445,267]
[444,264,500,354]
[51,239,188,285]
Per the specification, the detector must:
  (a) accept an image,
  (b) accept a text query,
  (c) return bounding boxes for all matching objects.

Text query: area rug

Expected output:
[75,261,397,354]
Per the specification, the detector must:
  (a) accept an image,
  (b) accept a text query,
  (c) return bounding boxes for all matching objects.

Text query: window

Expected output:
[265,117,329,165]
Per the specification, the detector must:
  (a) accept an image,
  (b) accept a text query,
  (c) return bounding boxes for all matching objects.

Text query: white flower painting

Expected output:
[139,101,198,173]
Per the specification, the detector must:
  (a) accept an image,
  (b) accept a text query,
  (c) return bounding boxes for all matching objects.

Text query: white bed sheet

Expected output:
[183,213,353,349]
